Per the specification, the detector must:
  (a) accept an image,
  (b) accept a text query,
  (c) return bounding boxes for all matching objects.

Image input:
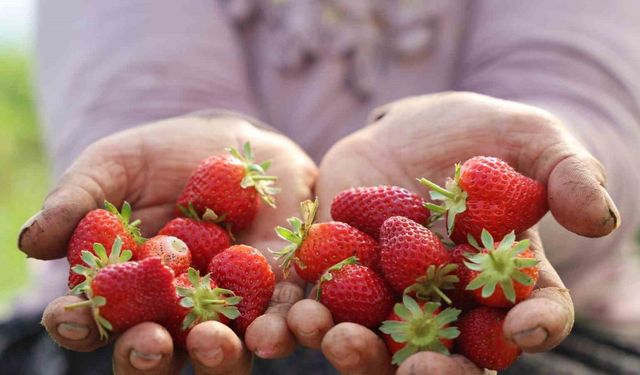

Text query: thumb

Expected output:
[18,141,129,260]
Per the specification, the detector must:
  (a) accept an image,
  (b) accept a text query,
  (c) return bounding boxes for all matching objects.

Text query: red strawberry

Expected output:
[379,216,451,301]
[159,208,231,274]
[66,239,176,339]
[464,230,539,307]
[420,156,548,244]
[455,306,521,370]
[67,201,143,288]
[446,244,479,311]
[380,295,460,365]
[316,257,394,329]
[330,185,428,239]
[274,199,379,283]
[164,268,240,348]
[208,245,275,335]
[177,142,279,232]
[138,235,191,275]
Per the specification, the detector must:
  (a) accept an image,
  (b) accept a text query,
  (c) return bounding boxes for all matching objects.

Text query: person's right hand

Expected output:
[287,92,620,374]
[18,113,318,375]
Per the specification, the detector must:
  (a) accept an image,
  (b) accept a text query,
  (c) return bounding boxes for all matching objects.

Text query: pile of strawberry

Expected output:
[275,156,548,370]
[65,143,278,347]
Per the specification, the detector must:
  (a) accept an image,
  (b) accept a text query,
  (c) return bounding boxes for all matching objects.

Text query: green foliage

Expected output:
[0,48,48,314]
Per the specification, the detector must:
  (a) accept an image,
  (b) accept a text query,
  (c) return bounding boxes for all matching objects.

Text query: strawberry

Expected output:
[380,295,460,365]
[66,238,176,339]
[330,185,428,239]
[208,245,275,335]
[159,207,232,274]
[177,142,279,232]
[455,306,521,370]
[419,156,548,244]
[67,201,143,288]
[379,216,452,302]
[164,268,241,348]
[138,235,191,275]
[316,257,394,329]
[274,199,379,283]
[464,230,539,307]
[446,244,479,311]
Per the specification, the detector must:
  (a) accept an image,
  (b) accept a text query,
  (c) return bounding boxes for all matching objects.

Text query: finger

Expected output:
[187,321,252,375]
[504,229,574,352]
[509,111,620,237]
[17,139,134,260]
[320,322,395,375]
[41,295,106,352]
[113,322,181,375]
[245,281,304,359]
[287,299,335,349]
[450,355,495,375]
[396,352,484,375]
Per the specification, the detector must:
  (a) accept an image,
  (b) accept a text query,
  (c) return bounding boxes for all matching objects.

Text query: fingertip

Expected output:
[245,314,296,359]
[114,322,173,371]
[187,321,244,369]
[287,299,334,349]
[396,352,463,375]
[548,155,620,237]
[504,294,573,352]
[42,295,103,351]
[321,322,392,373]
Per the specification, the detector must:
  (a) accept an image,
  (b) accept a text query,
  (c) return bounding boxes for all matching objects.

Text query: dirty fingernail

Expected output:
[195,347,224,367]
[57,322,90,340]
[130,350,163,370]
[512,326,548,348]
[18,210,42,250]
[329,347,361,368]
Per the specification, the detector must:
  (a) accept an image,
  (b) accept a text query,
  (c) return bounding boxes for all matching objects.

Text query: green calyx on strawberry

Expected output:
[176,268,242,330]
[65,237,133,339]
[418,164,467,233]
[404,264,459,305]
[272,198,319,275]
[228,142,280,207]
[464,230,539,304]
[380,295,461,365]
[178,203,226,224]
[104,200,145,245]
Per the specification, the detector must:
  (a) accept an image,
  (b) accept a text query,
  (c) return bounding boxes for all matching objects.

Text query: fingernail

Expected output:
[255,347,275,359]
[18,210,42,250]
[297,328,319,337]
[130,350,163,370]
[195,347,224,367]
[512,326,548,348]
[601,187,621,230]
[329,347,360,368]
[57,323,90,340]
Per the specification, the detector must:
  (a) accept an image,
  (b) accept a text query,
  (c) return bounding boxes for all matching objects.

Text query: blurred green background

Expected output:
[0,0,48,317]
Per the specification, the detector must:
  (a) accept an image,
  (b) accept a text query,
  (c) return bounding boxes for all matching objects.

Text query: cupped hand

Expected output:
[287,92,620,374]
[19,113,317,374]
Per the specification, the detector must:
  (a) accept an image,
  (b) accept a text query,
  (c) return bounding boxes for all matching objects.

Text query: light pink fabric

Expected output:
[30,0,640,332]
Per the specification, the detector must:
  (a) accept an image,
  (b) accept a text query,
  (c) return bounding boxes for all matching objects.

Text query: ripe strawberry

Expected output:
[208,245,275,335]
[420,156,548,244]
[330,185,428,239]
[164,268,241,348]
[66,239,176,339]
[316,257,394,329]
[138,235,191,275]
[464,230,539,307]
[67,201,143,288]
[455,306,521,370]
[274,199,379,283]
[177,142,279,232]
[446,244,479,311]
[380,295,460,365]
[159,207,231,274]
[379,216,452,301]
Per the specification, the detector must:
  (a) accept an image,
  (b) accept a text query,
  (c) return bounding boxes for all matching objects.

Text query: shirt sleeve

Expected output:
[36,0,262,176]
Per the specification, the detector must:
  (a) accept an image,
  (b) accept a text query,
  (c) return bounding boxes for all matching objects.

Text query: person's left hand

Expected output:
[286,92,618,374]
